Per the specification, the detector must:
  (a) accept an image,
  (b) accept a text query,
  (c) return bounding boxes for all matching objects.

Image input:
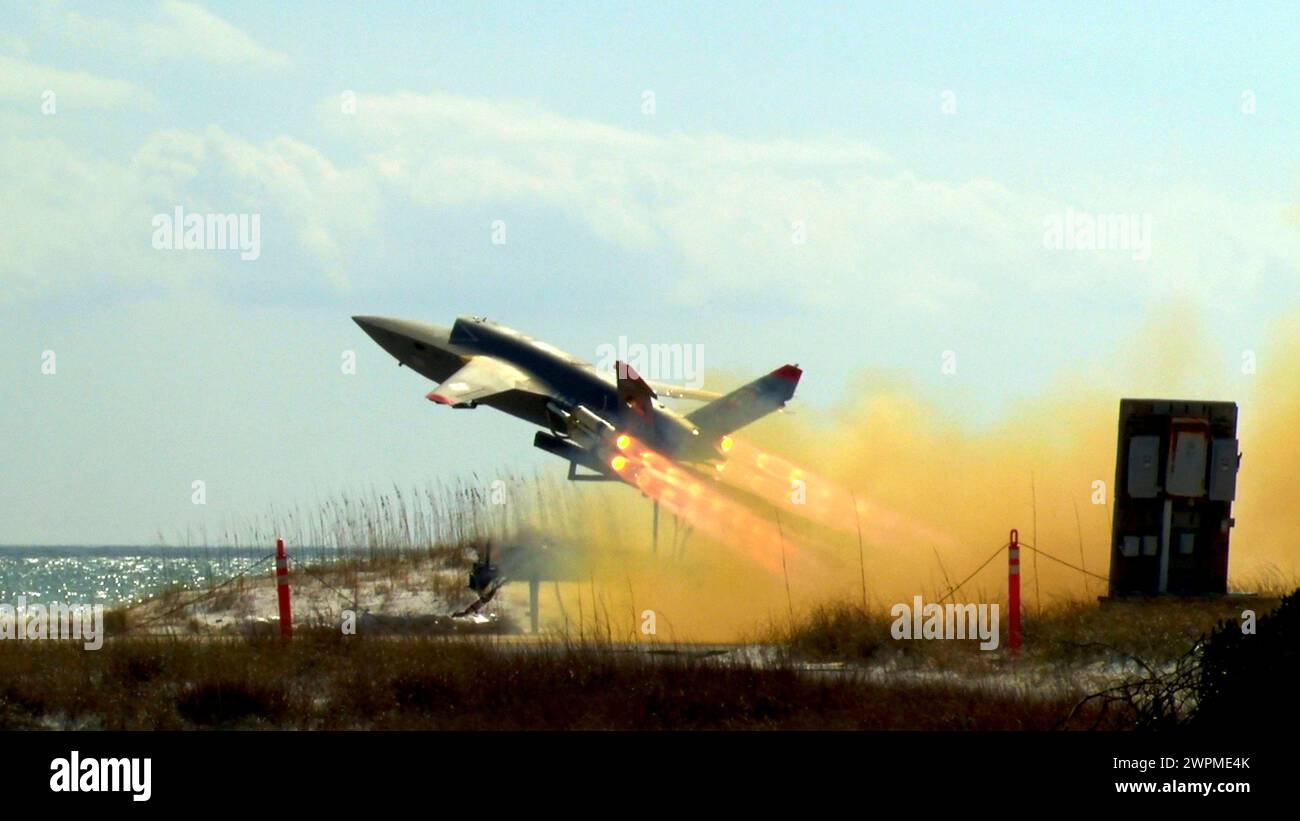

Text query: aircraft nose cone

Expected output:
[352,315,454,370]
[352,315,381,334]
[352,315,403,358]
[352,315,399,345]
[352,315,433,365]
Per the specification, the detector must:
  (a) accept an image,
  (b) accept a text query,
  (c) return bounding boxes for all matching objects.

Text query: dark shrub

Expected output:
[176,681,289,727]
[1192,589,1298,730]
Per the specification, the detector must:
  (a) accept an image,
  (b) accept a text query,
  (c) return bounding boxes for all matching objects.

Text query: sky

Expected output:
[2,1,1298,544]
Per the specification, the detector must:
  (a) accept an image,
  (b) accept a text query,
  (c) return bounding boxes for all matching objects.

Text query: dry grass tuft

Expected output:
[0,633,1120,731]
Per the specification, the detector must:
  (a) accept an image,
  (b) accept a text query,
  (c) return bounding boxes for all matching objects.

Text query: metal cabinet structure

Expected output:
[1108,399,1240,597]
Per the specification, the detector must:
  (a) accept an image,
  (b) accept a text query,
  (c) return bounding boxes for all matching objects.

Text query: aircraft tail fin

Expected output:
[686,364,801,436]
[616,360,657,419]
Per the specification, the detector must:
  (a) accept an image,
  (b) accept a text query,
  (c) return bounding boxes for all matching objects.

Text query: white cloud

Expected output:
[0,126,377,301]
[322,90,1300,316]
[27,1,289,70]
[3,84,1296,327]
[0,134,160,302]
[0,54,149,109]
[139,1,289,69]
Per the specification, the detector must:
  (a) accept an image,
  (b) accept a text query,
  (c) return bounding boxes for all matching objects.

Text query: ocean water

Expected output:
[0,546,278,606]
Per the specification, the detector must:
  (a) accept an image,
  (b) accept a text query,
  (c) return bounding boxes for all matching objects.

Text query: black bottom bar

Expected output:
[7,730,1281,808]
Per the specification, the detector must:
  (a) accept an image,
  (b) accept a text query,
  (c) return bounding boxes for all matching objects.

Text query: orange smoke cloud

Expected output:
[524,306,1299,641]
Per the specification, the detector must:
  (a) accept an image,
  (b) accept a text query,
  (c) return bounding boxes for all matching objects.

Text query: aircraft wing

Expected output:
[686,364,802,435]
[646,382,723,402]
[426,356,536,407]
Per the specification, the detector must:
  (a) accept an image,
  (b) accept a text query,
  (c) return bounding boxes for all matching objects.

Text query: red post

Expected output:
[275,537,293,640]
[1008,529,1021,655]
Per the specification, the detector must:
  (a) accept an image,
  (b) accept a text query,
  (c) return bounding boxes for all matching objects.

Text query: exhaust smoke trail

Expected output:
[523,306,1299,641]
[712,437,958,550]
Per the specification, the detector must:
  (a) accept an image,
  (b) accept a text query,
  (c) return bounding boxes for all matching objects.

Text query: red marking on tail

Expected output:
[773,364,802,383]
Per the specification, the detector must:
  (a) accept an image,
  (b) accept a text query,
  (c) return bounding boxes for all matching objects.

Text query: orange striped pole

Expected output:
[1008,529,1021,655]
[275,537,293,640]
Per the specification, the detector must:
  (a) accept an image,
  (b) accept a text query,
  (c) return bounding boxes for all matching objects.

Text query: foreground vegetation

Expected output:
[0,633,1120,730]
[6,479,1291,731]
[776,594,1282,667]
[776,588,1298,731]
[3,583,1292,731]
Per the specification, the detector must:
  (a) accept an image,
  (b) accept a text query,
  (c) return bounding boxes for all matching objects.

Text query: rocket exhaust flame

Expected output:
[710,437,956,549]
[586,433,859,592]
[613,434,795,575]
